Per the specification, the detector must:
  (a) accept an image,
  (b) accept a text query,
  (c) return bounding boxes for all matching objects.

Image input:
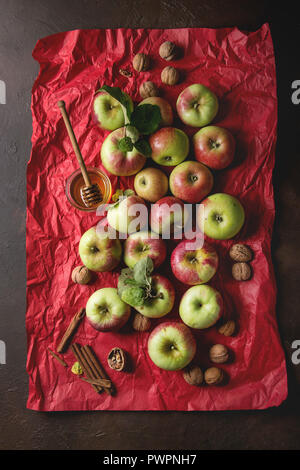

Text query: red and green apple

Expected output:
[149,127,189,166]
[193,125,235,170]
[93,91,133,131]
[169,160,213,203]
[101,127,146,176]
[138,97,173,126]
[171,240,218,285]
[124,231,167,269]
[134,167,169,202]
[107,194,148,234]
[176,84,219,127]
[150,196,186,235]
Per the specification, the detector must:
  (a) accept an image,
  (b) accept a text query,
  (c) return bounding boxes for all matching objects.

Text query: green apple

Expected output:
[93,91,133,131]
[179,284,223,329]
[176,84,219,127]
[148,322,196,370]
[149,127,189,166]
[79,226,122,272]
[107,195,148,234]
[86,287,131,331]
[199,193,245,240]
[135,274,175,318]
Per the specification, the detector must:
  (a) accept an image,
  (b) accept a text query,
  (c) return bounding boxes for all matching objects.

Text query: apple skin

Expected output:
[138,97,173,126]
[169,160,213,203]
[149,127,189,166]
[79,227,122,272]
[150,196,186,235]
[171,240,218,285]
[93,91,134,131]
[86,287,131,332]
[148,322,196,370]
[179,284,223,329]
[124,231,167,269]
[199,193,245,240]
[135,274,175,318]
[107,195,148,234]
[176,84,219,128]
[193,126,235,170]
[134,167,168,203]
[101,127,146,176]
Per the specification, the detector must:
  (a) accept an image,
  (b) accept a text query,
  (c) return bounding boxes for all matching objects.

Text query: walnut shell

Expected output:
[139,81,159,99]
[209,344,229,364]
[232,262,252,281]
[218,320,236,337]
[183,365,203,386]
[107,347,127,371]
[133,53,150,72]
[132,312,151,332]
[204,367,224,385]
[161,66,179,85]
[71,266,92,285]
[229,244,253,262]
[159,41,177,61]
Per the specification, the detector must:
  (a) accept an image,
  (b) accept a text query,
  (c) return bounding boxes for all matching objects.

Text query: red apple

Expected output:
[193,125,235,170]
[124,231,167,269]
[169,161,214,203]
[150,196,186,235]
[138,97,173,126]
[171,240,218,285]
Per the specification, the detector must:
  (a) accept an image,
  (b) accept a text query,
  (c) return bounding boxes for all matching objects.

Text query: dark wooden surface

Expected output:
[0,0,300,450]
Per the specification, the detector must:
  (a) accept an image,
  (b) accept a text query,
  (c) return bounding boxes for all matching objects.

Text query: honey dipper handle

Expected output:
[57,100,91,187]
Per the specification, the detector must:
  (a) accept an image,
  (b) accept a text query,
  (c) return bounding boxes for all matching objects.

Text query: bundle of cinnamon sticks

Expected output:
[71,343,113,395]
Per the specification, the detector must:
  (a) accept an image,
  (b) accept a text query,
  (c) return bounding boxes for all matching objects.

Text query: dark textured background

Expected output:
[0,0,300,450]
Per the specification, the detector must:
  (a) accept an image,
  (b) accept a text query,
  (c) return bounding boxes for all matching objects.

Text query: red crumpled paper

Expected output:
[26,24,287,411]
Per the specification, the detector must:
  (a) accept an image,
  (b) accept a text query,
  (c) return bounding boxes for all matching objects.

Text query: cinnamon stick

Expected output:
[57,308,85,353]
[82,345,114,395]
[71,344,102,394]
[47,348,68,367]
[80,377,112,388]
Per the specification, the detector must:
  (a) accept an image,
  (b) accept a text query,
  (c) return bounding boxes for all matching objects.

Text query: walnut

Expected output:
[209,344,229,364]
[159,41,177,61]
[232,262,252,281]
[71,266,92,285]
[119,68,132,78]
[204,367,224,385]
[161,66,179,85]
[132,312,151,331]
[139,81,159,99]
[133,53,150,72]
[229,244,253,262]
[107,347,127,371]
[183,365,203,386]
[218,320,236,337]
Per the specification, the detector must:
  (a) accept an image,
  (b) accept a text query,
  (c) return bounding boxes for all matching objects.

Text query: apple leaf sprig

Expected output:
[98,85,162,157]
[118,256,158,308]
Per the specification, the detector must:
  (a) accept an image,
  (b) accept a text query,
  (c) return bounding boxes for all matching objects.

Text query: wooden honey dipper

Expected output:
[58,100,102,208]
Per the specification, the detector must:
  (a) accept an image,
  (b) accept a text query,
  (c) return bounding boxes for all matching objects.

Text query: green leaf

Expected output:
[98,85,132,123]
[123,189,135,197]
[118,268,134,297]
[133,256,154,286]
[119,136,133,153]
[134,139,152,158]
[130,104,161,135]
[121,287,146,307]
